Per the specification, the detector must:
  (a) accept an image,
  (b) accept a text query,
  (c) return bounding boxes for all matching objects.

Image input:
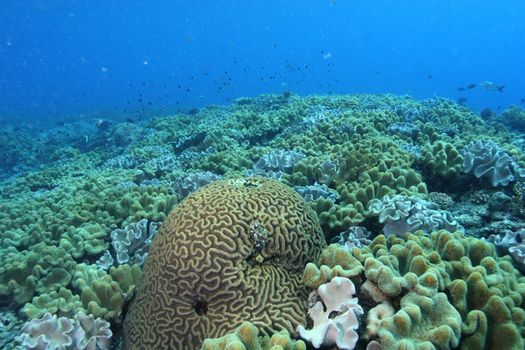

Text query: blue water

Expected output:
[1,0,524,124]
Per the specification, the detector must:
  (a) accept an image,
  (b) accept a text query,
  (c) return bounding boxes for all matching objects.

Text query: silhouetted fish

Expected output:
[457,87,466,91]
[466,83,477,89]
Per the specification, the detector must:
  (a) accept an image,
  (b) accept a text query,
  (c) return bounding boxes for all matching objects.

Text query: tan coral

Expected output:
[124,177,326,350]
[365,302,395,339]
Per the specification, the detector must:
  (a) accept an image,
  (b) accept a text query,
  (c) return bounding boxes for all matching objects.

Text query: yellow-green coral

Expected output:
[378,292,462,349]
[306,230,525,349]
[22,287,81,319]
[73,263,141,321]
[0,243,76,304]
[201,321,306,350]
[421,141,463,180]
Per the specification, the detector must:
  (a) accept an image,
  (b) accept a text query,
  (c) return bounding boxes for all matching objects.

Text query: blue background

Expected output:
[1,0,524,124]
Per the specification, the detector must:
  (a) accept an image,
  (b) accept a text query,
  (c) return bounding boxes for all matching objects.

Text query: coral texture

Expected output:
[172,171,222,199]
[20,312,111,350]
[461,140,525,186]
[201,321,306,350]
[124,177,326,349]
[294,183,340,202]
[297,277,363,349]
[368,194,460,236]
[304,230,525,349]
[486,230,525,273]
[248,150,305,178]
[109,219,159,266]
[378,292,462,349]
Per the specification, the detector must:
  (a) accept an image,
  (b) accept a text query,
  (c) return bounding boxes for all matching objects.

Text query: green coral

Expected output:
[201,321,306,350]
[73,263,141,321]
[21,287,81,319]
[80,275,125,321]
[421,141,463,180]
[305,231,525,349]
[0,243,76,304]
[378,292,462,349]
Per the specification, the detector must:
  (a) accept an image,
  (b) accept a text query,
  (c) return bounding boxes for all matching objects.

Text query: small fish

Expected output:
[466,83,477,89]
[479,81,505,92]
[520,98,525,104]
[457,87,466,91]
[126,118,135,123]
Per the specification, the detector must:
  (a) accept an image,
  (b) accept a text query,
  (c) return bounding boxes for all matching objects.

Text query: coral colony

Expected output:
[1,94,525,349]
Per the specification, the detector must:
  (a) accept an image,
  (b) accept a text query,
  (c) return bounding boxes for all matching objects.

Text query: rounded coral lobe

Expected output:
[123,177,326,350]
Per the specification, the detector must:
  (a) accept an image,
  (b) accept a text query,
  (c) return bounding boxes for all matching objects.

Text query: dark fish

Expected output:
[126,118,135,123]
[427,75,433,79]
[520,98,525,104]
[457,87,466,91]
[467,83,477,89]
[57,121,65,126]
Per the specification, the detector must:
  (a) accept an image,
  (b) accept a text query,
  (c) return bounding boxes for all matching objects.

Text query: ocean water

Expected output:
[1,1,525,350]
[1,0,525,124]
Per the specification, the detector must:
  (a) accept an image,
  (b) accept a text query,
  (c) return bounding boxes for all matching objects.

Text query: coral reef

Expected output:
[109,219,159,266]
[378,292,462,349]
[304,230,525,349]
[293,183,340,202]
[461,140,525,186]
[172,171,222,199]
[297,277,363,349]
[368,194,460,236]
[248,150,305,179]
[124,177,326,349]
[201,321,306,350]
[19,312,111,350]
[331,226,373,250]
[486,230,525,273]
[2,93,525,349]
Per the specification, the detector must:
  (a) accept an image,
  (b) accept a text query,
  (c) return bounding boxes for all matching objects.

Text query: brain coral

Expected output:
[123,177,326,350]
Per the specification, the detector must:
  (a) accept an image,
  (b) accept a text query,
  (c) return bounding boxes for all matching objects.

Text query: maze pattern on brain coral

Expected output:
[124,177,326,350]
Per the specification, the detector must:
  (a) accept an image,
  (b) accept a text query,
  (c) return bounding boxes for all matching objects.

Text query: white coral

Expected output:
[297,277,363,349]
[369,195,460,236]
[20,312,111,350]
